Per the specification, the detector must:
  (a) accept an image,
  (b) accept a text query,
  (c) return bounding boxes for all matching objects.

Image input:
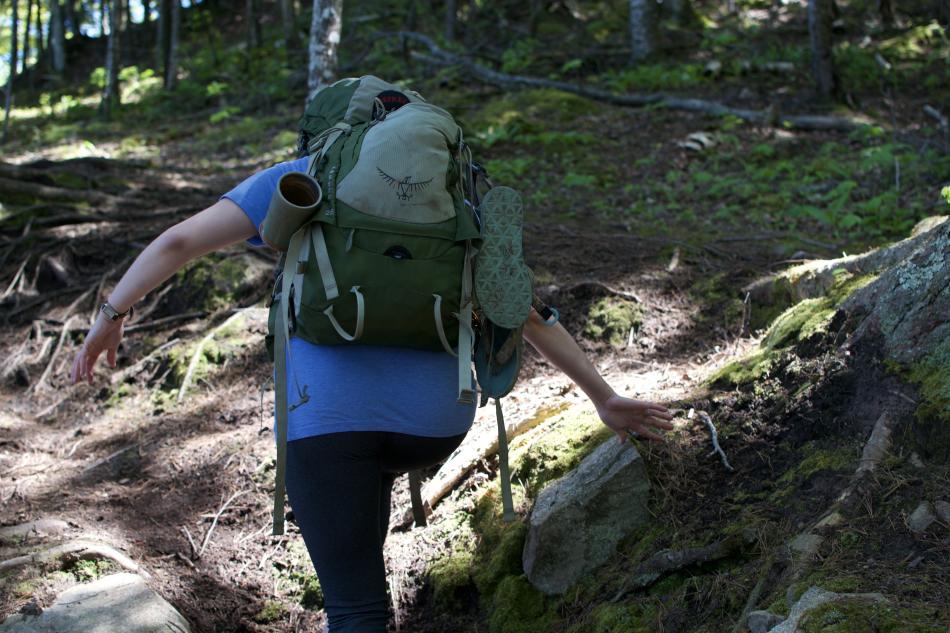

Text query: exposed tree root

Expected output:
[610,531,755,601]
[398,31,865,132]
[0,539,150,578]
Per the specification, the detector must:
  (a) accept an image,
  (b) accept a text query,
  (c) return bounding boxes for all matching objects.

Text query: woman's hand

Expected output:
[70,314,125,384]
[596,394,674,443]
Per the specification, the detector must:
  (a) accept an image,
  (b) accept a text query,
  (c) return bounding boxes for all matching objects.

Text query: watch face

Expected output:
[101,303,119,320]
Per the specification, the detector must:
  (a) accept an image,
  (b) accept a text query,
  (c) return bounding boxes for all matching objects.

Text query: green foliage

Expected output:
[253,600,287,623]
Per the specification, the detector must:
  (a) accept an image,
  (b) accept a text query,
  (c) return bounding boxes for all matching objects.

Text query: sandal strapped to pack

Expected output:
[474,186,533,329]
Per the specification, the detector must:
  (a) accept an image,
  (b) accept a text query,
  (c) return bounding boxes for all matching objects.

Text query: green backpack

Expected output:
[267,76,528,535]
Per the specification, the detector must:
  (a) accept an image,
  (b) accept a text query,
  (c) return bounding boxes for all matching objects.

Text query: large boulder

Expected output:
[523,438,650,594]
[0,573,191,633]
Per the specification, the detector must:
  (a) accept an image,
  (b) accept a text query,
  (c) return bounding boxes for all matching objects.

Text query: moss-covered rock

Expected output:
[429,549,475,611]
[487,575,555,633]
[584,297,642,348]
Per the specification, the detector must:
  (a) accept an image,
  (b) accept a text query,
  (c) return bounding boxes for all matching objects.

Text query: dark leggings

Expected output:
[285,431,466,633]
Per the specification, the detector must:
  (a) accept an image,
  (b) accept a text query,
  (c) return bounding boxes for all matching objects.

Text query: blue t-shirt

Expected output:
[223,158,476,440]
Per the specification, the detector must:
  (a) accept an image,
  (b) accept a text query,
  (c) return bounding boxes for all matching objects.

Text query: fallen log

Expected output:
[397,31,865,133]
[0,176,119,206]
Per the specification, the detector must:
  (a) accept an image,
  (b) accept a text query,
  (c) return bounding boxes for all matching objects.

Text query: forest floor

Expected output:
[1,25,949,632]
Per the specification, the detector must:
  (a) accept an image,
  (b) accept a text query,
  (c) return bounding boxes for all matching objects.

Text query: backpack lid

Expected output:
[298,76,426,150]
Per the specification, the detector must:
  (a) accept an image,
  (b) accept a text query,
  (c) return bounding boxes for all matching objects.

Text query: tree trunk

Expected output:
[156,0,170,74]
[628,0,657,63]
[444,0,456,42]
[63,0,77,37]
[165,0,179,89]
[808,0,837,98]
[279,0,299,52]
[100,0,107,39]
[50,0,66,72]
[246,0,261,49]
[22,0,34,76]
[2,0,19,145]
[307,0,343,103]
[877,0,895,26]
[101,0,121,116]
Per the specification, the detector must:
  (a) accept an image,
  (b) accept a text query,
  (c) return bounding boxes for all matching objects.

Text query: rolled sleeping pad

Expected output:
[261,171,323,251]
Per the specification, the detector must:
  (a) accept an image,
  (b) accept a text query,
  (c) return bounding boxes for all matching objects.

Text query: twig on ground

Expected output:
[731,555,775,633]
[1,257,29,300]
[124,312,206,333]
[177,309,249,404]
[557,280,642,303]
[111,338,181,384]
[31,315,78,393]
[81,443,138,474]
[198,490,250,559]
[181,526,199,559]
[689,408,735,472]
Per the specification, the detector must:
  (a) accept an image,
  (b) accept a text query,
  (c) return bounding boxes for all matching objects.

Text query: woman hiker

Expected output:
[69,155,674,632]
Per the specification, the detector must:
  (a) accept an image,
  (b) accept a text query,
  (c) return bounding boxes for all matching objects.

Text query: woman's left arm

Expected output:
[70,198,257,384]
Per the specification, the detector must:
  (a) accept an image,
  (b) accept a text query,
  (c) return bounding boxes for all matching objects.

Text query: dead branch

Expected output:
[0,539,150,578]
[111,338,181,384]
[690,408,735,472]
[181,526,199,559]
[31,315,79,393]
[611,532,754,601]
[123,312,207,333]
[198,490,250,558]
[554,280,642,303]
[81,443,138,474]
[398,31,864,132]
[177,309,249,404]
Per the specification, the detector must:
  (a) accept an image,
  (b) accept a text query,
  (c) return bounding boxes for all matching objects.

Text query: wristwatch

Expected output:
[99,302,134,321]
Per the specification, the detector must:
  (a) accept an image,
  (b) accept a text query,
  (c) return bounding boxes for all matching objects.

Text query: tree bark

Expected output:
[156,0,170,73]
[307,0,343,103]
[629,0,657,63]
[245,0,262,49]
[50,0,66,73]
[100,0,121,117]
[279,0,299,52]
[808,0,837,98]
[444,0,456,42]
[63,0,77,37]
[877,0,894,26]
[2,0,19,145]
[22,0,34,76]
[165,0,179,89]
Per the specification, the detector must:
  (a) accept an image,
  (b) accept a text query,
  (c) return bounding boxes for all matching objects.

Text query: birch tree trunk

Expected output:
[629,0,657,63]
[101,0,121,116]
[808,0,837,98]
[279,0,300,51]
[2,0,19,144]
[50,0,66,73]
[307,0,343,103]
[165,0,180,89]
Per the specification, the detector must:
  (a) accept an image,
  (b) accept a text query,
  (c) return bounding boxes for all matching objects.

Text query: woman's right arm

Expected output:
[70,198,257,384]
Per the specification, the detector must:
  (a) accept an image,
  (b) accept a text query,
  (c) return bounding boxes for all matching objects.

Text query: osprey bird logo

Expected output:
[377,167,433,201]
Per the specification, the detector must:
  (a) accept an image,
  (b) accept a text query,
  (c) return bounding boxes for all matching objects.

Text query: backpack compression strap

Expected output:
[272,228,313,536]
